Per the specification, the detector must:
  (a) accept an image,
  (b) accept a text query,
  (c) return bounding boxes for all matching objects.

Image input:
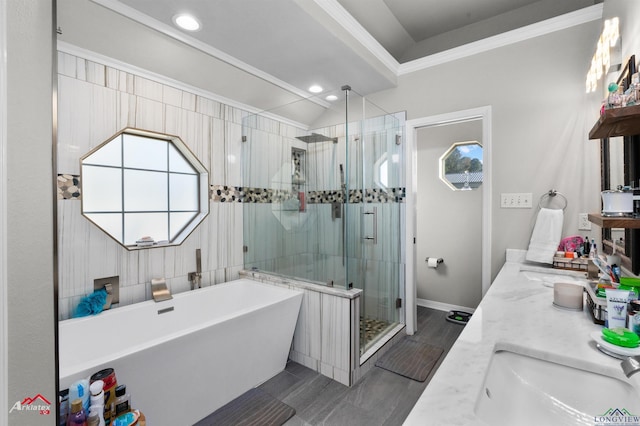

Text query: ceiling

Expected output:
[89,0,601,117]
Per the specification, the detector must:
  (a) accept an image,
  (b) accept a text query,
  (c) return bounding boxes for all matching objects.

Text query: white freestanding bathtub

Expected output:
[58,279,302,425]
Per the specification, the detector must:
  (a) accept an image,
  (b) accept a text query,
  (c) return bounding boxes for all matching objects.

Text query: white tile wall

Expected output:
[242,271,361,386]
[56,51,302,320]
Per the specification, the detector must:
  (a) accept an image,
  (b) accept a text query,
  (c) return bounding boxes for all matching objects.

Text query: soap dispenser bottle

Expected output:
[590,238,598,258]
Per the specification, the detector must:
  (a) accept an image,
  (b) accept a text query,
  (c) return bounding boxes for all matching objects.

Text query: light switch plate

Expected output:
[500,193,533,208]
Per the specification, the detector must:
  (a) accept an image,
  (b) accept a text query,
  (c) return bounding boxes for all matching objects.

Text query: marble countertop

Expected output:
[403,260,631,425]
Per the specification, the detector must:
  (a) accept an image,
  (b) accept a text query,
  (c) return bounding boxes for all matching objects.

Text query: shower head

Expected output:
[295,133,337,144]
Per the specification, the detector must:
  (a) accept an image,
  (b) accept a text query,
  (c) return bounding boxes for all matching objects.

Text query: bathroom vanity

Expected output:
[403,250,640,425]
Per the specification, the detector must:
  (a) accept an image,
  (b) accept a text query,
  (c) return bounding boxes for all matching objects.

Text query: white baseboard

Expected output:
[417,298,476,314]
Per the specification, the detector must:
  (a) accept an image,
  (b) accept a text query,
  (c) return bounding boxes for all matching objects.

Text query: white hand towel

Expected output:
[525,208,564,264]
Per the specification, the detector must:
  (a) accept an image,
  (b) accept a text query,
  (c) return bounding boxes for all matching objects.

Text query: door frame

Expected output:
[0,0,7,421]
[404,106,492,334]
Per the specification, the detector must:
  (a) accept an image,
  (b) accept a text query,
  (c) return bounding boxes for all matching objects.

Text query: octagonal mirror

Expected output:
[81,128,209,249]
[439,141,483,191]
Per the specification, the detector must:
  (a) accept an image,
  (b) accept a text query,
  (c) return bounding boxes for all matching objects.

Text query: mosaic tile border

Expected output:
[211,186,405,203]
[57,174,81,200]
[57,175,405,203]
[210,185,298,203]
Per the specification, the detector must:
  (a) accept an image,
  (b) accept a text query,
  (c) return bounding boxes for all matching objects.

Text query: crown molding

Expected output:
[312,0,400,75]
[89,0,603,94]
[90,0,329,110]
[57,41,310,131]
[398,3,603,75]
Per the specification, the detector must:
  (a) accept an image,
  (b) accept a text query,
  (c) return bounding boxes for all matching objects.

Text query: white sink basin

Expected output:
[475,349,640,425]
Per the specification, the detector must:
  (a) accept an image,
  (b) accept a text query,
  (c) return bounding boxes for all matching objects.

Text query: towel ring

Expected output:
[538,189,567,211]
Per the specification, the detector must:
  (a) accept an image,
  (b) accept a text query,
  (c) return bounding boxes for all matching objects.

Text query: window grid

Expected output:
[82,133,201,246]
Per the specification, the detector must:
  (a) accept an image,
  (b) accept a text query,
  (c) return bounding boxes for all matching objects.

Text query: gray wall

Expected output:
[416,120,483,308]
[368,20,605,281]
[6,1,56,425]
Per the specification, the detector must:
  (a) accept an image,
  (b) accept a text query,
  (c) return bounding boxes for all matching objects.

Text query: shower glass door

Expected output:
[343,93,404,355]
[241,89,404,356]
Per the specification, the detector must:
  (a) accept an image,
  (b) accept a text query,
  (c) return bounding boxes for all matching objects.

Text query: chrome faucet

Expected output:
[621,356,640,378]
[188,249,202,290]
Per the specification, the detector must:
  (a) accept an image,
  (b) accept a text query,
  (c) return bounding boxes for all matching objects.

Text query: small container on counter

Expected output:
[553,282,584,310]
[629,300,640,335]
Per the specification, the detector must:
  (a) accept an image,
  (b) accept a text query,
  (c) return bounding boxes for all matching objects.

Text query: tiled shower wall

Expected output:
[56,51,305,320]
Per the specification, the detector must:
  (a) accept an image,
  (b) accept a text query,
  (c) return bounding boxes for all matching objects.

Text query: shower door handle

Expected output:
[363,207,377,244]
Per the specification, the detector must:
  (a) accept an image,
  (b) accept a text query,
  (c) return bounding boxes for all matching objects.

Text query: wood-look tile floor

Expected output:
[259,306,465,426]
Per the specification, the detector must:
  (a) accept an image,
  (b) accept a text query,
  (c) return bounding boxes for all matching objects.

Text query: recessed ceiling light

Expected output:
[173,13,201,31]
[325,95,338,101]
[308,85,323,94]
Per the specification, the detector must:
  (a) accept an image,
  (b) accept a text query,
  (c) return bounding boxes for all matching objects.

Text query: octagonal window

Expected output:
[439,141,483,191]
[81,128,209,249]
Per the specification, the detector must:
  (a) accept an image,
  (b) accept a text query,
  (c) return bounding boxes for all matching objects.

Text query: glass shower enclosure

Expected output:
[241,87,404,355]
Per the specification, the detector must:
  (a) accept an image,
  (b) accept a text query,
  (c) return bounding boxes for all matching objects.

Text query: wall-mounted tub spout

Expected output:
[151,278,172,302]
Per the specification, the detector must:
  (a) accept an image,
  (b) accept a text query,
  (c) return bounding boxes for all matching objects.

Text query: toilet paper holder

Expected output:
[426,257,444,266]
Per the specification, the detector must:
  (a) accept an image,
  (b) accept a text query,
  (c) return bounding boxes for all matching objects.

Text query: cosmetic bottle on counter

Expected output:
[583,237,590,257]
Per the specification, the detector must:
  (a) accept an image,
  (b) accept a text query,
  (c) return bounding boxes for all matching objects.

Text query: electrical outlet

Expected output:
[500,193,533,208]
[578,213,592,230]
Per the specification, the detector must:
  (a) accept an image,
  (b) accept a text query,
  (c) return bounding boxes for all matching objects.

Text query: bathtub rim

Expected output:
[240,269,362,299]
[58,278,302,381]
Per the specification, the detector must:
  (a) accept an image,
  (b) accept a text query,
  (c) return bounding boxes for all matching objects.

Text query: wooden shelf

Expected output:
[589,104,640,139]
[588,213,640,228]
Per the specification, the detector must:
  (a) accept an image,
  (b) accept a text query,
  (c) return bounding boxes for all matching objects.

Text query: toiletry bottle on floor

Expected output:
[67,398,87,426]
[113,385,130,418]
